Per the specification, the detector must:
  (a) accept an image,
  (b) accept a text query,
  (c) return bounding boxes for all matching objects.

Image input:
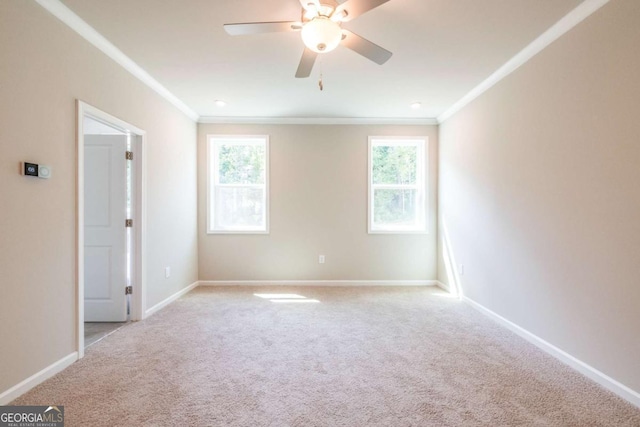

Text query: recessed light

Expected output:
[215,100,226,107]
[411,102,422,109]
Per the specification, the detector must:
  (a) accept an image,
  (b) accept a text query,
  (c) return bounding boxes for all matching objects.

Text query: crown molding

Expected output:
[198,116,439,125]
[35,0,199,122]
[437,0,611,124]
[36,0,610,127]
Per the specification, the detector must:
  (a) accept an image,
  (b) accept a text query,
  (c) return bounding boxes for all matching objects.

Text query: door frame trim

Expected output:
[76,100,147,358]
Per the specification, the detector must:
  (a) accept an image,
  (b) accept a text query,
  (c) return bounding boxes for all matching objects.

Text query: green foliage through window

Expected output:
[215,187,264,227]
[218,144,265,184]
[374,189,417,225]
[209,137,268,232]
[370,139,425,231]
[372,145,417,185]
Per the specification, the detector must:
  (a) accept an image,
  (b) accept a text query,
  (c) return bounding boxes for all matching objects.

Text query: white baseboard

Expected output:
[435,280,451,292]
[198,280,438,287]
[145,281,199,318]
[463,296,640,408]
[1,280,199,404]
[0,352,78,405]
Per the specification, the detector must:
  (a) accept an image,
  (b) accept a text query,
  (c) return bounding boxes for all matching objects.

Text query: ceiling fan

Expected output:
[224,0,393,78]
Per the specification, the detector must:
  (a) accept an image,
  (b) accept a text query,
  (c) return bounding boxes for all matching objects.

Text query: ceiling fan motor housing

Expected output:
[302,2,337,20]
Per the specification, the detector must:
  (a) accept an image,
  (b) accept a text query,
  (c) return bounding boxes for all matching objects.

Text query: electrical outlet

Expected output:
[319,255,325,264]
[165,267,171,278]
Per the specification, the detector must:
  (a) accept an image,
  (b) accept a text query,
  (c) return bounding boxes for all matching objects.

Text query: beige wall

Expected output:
[0,2,198,395]
[438,0,640,393]
[198,124,438,281]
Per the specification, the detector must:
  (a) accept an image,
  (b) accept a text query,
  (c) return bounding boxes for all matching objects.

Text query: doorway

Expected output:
[77,101,146,357]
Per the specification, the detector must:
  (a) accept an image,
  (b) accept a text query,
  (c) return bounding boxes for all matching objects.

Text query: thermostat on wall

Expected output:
[21,162,52,179]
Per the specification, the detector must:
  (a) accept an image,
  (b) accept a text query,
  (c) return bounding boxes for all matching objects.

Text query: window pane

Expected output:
[372,145,417,185]
[373,189,418,227]
[218,144,265,184]
[214,187,265,229]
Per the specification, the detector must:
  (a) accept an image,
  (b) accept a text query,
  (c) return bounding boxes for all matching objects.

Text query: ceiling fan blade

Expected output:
[334,0,390,21]
[341,30,392,64]
[224,21,302,36]
[295,48,318,78]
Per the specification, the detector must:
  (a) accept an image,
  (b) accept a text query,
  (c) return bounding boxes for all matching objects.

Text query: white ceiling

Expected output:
[60,0,583,120]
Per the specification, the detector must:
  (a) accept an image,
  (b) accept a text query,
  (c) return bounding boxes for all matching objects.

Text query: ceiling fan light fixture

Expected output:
[301,17,342,53]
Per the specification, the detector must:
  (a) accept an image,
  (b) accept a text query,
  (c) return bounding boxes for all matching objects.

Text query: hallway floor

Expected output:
[84,322,127,347]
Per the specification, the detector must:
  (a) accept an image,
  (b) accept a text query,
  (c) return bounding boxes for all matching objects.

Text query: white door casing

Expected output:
[84,135,128,322]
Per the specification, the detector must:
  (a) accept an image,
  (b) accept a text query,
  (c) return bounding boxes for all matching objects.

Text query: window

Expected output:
[207,135,269,233]
[368,136,427,233]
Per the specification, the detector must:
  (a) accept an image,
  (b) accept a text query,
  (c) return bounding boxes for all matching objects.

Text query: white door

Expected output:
[84,135,128,322]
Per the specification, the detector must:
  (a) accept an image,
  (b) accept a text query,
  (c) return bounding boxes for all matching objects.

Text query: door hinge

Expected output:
[125,286,133,295]
[126,151,133,160]
[125,219,133,228]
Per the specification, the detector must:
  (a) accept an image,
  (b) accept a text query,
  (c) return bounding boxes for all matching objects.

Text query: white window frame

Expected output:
[368,136,428,234]
[207,135,270,234]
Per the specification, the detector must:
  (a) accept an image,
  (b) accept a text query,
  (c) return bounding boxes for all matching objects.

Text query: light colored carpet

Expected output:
[13,286,640,426]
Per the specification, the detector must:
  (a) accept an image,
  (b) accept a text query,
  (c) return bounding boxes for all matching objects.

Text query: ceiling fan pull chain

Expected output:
[319,59,324,91]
